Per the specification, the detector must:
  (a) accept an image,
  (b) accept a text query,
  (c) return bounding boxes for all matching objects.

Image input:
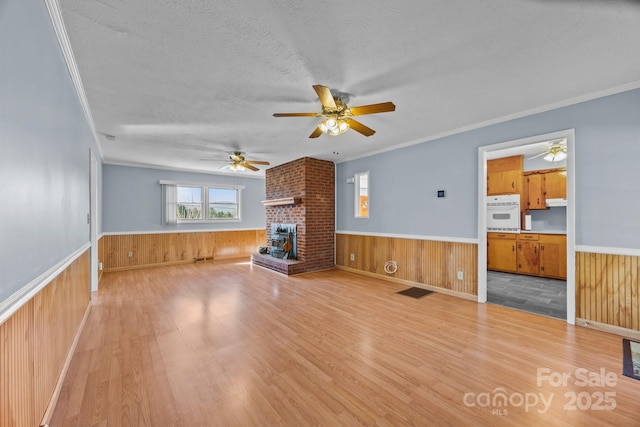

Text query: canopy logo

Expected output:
[463,367,618,415]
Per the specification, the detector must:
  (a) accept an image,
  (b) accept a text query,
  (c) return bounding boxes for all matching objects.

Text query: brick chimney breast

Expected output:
[254,157,335,274]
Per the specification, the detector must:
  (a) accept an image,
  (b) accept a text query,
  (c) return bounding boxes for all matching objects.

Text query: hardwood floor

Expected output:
[50,259,640,426]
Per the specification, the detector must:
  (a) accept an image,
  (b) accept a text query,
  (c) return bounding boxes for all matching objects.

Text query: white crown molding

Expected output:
[103,160,266,179]
[44,0,104,160]
[337,80,640,164]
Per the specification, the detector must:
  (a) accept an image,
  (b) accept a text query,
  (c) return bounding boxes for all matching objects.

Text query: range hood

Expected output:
[546,198,567,207]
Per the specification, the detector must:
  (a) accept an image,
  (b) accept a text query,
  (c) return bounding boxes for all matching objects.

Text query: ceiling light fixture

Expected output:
[318,115,349,136]
[543,144,567,163]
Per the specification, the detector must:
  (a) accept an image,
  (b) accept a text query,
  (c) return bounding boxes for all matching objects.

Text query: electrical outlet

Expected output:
[457,271,464,280]
[128,251,134,258]
[350,253,355,261]
[98,262,103,270]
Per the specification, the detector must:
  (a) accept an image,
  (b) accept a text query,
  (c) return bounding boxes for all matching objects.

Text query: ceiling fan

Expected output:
[202,151,270,172]
[225,151,270,171]
[273,85,396,138]
[528,139,567,163]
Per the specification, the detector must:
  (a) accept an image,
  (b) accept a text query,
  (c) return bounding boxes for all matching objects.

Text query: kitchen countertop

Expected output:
[520,230,567,235]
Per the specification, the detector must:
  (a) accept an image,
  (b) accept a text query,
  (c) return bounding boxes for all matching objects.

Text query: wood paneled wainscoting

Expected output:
[102,229,267,272]
[576,250,640,337]
[336,233,478,299]
[0,248,91,427]
[97,235,104,282]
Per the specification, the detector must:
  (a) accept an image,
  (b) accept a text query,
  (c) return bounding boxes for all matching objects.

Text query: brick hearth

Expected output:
[251,157,335,275]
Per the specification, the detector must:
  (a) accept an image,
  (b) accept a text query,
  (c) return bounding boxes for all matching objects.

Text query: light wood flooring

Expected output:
[50,259,640,426]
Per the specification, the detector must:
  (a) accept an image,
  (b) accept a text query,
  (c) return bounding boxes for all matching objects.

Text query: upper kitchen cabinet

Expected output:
[487,155,524,196]
[523,168,567,210]
[524,174,545,209]
[544,170,567,199]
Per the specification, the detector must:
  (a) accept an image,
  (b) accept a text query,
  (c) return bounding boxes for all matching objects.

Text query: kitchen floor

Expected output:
[487,271,567,320]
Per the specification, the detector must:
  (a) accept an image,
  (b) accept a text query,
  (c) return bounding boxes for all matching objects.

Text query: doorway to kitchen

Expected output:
[477,129,575,324]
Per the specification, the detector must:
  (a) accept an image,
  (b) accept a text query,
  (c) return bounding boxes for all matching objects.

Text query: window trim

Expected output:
[354,171,369,219]
[160,180,244,223]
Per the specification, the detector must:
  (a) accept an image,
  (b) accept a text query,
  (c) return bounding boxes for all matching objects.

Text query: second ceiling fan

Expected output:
[273,85,395,138]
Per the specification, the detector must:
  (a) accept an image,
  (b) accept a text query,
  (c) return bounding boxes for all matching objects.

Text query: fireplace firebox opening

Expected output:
[270,223,297,259]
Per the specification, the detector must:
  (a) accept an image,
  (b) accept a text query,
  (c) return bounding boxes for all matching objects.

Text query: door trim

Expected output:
[477,129,575,325]
[90,150,98,292]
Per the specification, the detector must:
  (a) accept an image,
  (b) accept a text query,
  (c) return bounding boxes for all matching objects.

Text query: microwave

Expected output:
[487,195,520,233]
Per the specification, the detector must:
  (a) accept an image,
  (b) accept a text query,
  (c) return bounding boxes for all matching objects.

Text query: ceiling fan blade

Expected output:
[527,152,548,160]
[349,102,396,116]
[309,126,323,138]
[273,112,319,117]
[243,163,259,171]
[313,85,337,110]
[246,160,270,165]
[344,118,375,137]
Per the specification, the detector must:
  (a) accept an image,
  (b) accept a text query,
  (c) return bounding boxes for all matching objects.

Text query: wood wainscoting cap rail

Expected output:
[261,197,301,206]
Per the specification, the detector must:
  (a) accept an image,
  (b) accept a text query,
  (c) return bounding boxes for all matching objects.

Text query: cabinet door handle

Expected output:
[512,245,515,252]
[537,198,540,204]
[534,246,537,254]
[512,182,515,188]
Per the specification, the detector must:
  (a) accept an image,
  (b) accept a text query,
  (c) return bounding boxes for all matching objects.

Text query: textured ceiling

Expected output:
[58,0,640,176]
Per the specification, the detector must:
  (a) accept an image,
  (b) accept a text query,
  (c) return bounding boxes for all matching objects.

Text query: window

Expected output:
[177,186,203,219]
[208,187,238,219]
[161,181,242,224]
[354,171,369,218]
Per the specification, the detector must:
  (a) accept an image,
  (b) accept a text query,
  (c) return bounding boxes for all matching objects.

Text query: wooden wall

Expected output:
[1,250,90,427]
[576,251,640,331]
[102,229,267,271]
[98,235,104,282]
[336,233,478,297]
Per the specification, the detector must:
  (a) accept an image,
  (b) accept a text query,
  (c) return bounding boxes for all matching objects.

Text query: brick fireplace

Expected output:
[251,157,335,275]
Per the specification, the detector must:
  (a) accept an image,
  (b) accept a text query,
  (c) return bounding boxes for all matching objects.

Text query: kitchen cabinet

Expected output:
[544,171,567,199]
[487,233,517,273]
[523,168,567,210]
[487,232,566,280]
[517,233,539,275]
[487,155,523,196]
[525,174,545,210]
[539,234,567,279]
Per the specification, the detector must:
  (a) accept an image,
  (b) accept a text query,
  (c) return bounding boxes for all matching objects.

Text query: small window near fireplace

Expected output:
[354,171,369,218]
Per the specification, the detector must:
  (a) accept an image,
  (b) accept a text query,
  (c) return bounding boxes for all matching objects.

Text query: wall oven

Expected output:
[487,195,520,233]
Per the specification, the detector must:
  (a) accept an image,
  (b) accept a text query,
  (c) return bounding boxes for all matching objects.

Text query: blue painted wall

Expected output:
[0,0,101,302]
[337,88,640,249]
[103,165,266,232]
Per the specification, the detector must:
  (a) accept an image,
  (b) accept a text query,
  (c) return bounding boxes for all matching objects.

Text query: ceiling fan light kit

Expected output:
[273,85,395,138]
[543,144,567,163]
[319,116,349,136]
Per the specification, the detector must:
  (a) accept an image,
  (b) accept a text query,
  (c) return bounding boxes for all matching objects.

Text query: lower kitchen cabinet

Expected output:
[487,233,517,273]
[488,232,566,280]
[539,234,567,279]
[516,233,539,275]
